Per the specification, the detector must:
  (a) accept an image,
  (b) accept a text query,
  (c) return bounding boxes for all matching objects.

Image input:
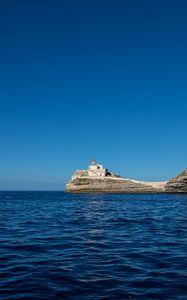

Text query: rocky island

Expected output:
[65,160,187,193]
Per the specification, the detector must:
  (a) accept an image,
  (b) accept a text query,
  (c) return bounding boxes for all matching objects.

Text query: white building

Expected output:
[88,160,107,177]
[72,160,107,179]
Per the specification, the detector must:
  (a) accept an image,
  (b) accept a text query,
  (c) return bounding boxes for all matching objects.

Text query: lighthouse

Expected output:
[88,160,107,177]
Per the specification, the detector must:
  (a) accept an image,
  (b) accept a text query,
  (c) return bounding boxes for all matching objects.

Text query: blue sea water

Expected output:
[0,192,187,300]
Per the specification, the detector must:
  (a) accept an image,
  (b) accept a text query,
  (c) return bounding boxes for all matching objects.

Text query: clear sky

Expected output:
[0,0,186,190]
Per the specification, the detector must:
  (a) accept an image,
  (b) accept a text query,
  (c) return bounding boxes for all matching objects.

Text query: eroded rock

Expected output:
[165,169,187,193]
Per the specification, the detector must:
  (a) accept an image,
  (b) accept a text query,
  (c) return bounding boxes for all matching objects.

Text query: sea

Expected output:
[0,191,186,300]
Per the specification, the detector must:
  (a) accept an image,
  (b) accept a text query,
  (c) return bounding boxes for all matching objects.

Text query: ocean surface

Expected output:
[0,192,186,300]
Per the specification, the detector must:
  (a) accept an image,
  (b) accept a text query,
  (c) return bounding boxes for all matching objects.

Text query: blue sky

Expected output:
[0,0,186,190]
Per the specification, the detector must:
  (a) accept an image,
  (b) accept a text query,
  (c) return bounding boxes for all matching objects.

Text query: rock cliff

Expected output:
[66,167,187,194]
[165,169,187,193]
[66,176,166,193]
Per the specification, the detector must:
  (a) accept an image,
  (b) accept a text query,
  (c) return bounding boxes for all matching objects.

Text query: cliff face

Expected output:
[66,168,187,193]
[165,169,187,193]
[66,176,165,193]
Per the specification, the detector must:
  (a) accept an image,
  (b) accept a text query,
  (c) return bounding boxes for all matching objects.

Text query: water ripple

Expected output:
[0,191,187,299]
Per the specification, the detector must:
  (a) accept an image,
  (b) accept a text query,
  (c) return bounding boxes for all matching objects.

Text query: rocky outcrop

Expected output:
[66,176,166,193]
[66,167,187,194]
[165,169,187,193]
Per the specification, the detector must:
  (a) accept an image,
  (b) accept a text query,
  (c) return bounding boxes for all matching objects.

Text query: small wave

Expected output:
[0,192,186,300]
